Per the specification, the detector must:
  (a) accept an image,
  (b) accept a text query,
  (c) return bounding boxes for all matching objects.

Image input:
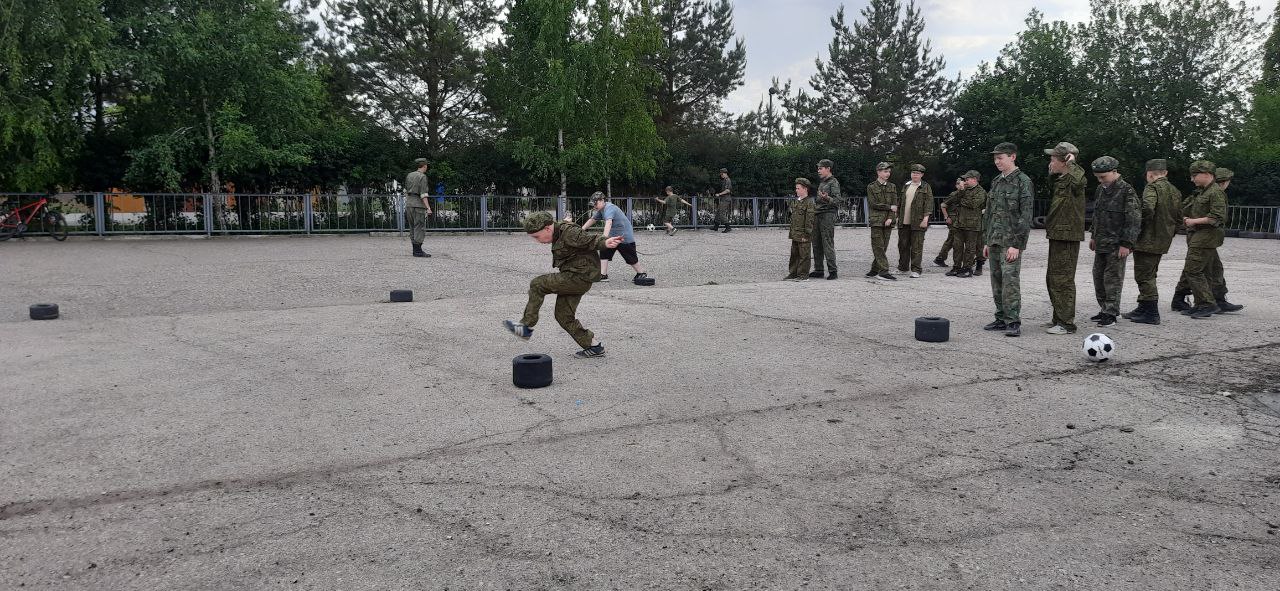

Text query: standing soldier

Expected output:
[785,178,817,281]
[654,186,693,236]
[1042,142,1086,335]
[983,143,1034,337]
[938,177,966,275]
[1177,160,1229,318]
[866,162,899,280]
[403,158,433,258]
[896,164,933,278]
[710,168,733,232]
[1123,159,1182,325]
[809,159,842,280]
[1086,156,1141,327]
[1208,168,1244,313]
[950,170,986,277]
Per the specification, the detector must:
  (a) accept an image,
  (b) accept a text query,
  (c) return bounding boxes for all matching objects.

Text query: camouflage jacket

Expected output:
[551,221,609,278]
[1046,162,1086,242]
[1182,184,1227,249]
[866,181,898,225]
[983,169,1034,249]
[1134,177,1183,254]
[718,178,734,211]
[816,176,842,213]
[1090,178,1141,253]
[897,181,934,228]
[789,196,816,241]
[953,186,987,231]
[404,170,430,209]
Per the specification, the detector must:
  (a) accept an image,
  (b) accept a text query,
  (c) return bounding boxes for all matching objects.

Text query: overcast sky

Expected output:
[724,0,1275,115]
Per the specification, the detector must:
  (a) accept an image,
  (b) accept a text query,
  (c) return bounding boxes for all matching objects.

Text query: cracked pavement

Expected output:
[2,228,1279,589]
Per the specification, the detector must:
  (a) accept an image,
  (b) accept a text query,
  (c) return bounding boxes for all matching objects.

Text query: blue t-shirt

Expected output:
[593,202,635,244]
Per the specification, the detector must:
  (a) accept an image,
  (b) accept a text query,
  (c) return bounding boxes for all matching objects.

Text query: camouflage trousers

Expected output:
[1092,251,1128,316]
[954,229,980,271]
[897,225,926,273]
[988,245,1022,324]
[1175,248,1227,301]
[1179,247,1222,306]
[937,228,955,261]
[870,224,893,273]
[715,202,733,227]
[811,212,837,273]
[1046,240,1080,330]
[788,240,811,277]
[938,228,985,267]
[521,271,595,349]
[1132,251,1163,302]
[406,207,429,244]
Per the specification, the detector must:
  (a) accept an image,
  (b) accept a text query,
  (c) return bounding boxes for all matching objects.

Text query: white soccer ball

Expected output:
[1083,333,1115,362]
[646,223,656,231]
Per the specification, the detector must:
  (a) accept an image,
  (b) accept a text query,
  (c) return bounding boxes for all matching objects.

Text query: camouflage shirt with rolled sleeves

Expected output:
[1134,177,1183,254]
[551,221,610,277]
[404,170,430,209]
[789,196,816,241]
[983,168,1034,250]
[1090,178,1141,253]
[1046,162,1086,242]
[866,181,898,225]
[816,176,841,213]
[1182,184,1228,248]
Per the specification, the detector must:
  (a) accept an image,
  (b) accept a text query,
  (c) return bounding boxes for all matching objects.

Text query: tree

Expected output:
[323,0,495,159]
[647,0,746,132]
[0,0,108,190]
[786,0,956,156]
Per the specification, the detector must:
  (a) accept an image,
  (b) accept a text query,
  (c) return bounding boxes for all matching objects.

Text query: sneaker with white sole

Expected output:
[1045,324,1074,335]
[574,344,606,358]
[909,271,921,278]
[503,320,533,340]
[597,274,610,282]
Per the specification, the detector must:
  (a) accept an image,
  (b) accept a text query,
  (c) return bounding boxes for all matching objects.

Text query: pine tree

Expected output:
[1259,0,1280,94]
[647,0,746,133]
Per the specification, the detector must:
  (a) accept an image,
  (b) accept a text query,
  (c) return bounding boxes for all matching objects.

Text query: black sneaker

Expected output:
[1189,305,1219,319]
[826,271,837,280]
[809,271,825,278]
[722,226,732,233]
[597,274,610,283]
[1097,314,1117,327]
[1089,312,1105,322]
[878,272,897,281]
[633,273,655,286]
[983,320,1007,331]
[865,269,878,277]
[574,344,606,358]
[1004,322,1021,337]
[956,270,972,278]
[945,269,958,276]
[1215,299,1243,313]
[503,320,532,340]
[933,257,948,267]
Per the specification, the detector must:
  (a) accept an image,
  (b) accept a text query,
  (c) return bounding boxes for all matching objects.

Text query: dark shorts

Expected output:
[600,241,639,265]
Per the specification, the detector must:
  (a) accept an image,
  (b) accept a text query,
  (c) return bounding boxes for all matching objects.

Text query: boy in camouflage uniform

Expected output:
[504,212,624,358]
[896,164,933,277]
[983,143,1034,337]
[950,170,986,277]
[939,177,965,275]
[1176,161,1229,319]
[785,178,817,281]
[809,159,842,280]
[654,186,692,236]
[1123,159,1182,325]
[711,168,733,232]
[1086,156,1141,327]
[404,158,434,257]
[866,162,898,280]
[1042,142,1086,335]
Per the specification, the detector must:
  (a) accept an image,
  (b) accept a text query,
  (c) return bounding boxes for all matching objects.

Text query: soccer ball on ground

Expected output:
[646,223,656,231]
[1083,333,1115,362]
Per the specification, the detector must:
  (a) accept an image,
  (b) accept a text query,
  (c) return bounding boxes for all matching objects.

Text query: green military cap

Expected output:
[991,142,1018,155]
[590,191,607,202]
[1189,160,1216,174]
[875,162,892,171]
[413,158,430,166]
[795,177,814,189]
[523,211,554,233]
[817,159,834,169]
[962,170,981,179]
[1215,167,1234,181]
[1145,158,1168,171]
[719,167,729,173]
[909,163,925,173]
[1043,142,1079,159]
[1091,156,1120,173]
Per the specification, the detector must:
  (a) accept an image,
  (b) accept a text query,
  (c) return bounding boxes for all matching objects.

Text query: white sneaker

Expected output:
[910,271,921,278]
[1045,324,1073,335]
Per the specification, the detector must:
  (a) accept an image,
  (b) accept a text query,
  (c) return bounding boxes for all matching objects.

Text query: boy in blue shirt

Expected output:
[582,192,653,285]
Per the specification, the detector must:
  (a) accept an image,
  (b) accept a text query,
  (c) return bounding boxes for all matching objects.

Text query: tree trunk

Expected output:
[558,127,566,198]
[203,96,226,234]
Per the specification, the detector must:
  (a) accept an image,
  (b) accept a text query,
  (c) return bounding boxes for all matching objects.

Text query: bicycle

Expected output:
[0,196,68,241]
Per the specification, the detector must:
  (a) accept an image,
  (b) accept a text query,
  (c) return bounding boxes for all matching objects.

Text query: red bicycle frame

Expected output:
[1,196,50,227]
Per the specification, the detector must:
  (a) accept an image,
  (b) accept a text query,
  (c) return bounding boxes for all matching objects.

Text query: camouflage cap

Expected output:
[719,167,729,174]
[817,159,834,169]
[413,158,430,166]
[1043,142,1079,159]
[795,177,814,189]
[1144,158,1168,172]
[1189,160,1216,175]
[991,142,1018,155]
[909,163,926,173]
[1090,156,1120,173]
[590,191,607,202]
[875,162,893,171]
[962,170,981,180]
[1215,167,1234,181]
[523,211,554,233]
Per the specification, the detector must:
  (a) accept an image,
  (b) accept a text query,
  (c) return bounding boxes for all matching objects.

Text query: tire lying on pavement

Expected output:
[390,289,413,302]
[29,303,59,320]
[513,354,553,389]
[914,316,949,343]
[633,277,656,286]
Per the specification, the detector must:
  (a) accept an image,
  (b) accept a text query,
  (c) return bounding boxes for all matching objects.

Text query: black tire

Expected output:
[30,303,59,320]
[513,353,553,389]
[0,211,18,241]
[914,316,949,343]
[45,212,68,241]
[389,289,413,302]
[633,277,655,286]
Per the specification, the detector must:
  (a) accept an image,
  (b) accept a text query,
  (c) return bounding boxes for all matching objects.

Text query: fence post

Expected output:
[752,198,760,227]
[203,194,213,235]
[396,194,405,233]
[480,195,489,232]
[626,197,633,221]
[93,192,105,236]
[303,194,313,234]
[557,196,565,221]
[862,196,869,227]
[1274,207,1279,235]
[692,197,699,229]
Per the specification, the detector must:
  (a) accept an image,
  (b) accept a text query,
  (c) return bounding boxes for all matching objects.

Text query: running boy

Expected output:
[582,192,653,285]
[654,186,693,236]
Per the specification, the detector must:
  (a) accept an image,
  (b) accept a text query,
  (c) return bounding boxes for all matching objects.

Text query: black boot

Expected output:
[973,260,984,276]
[412,243,430,258]
[1215,298,1244,313]
[1121,303,1142,319]
[1129,301,1161,325]
[1170,290,1190,312]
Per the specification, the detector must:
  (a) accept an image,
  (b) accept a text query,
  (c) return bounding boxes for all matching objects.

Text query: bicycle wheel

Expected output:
[0,211,19,241]
[45,212,68,241]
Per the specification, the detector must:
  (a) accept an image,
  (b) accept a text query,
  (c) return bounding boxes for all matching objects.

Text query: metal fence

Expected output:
[2,192,1277,237]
